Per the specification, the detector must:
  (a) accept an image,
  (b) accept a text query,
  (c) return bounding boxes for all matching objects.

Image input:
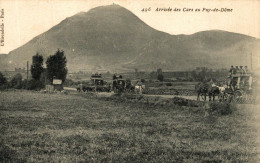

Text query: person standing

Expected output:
[244,66,250,74]
[229,65,235,76]
[235,66,239,74]
[113,74,116,80]
[80,83,83,92]
[240,66,245,74]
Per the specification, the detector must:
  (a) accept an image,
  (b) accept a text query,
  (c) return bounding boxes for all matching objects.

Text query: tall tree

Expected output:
[46,49,68,83]
[31,53,44,80]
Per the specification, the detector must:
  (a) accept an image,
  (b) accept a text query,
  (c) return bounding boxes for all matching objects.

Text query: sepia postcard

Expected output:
[0,0,260,162]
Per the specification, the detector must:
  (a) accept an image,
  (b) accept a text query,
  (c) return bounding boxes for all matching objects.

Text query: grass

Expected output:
[0,90,258,162]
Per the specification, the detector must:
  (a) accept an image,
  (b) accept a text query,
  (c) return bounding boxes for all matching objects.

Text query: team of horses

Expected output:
[195,82,227,101]
[113,81,145,94]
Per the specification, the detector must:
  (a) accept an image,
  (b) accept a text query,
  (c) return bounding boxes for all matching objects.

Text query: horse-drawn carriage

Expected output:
[196,72,256,103]
[77,74,111,92]
[222,73,255,103]
[112,74,135,94]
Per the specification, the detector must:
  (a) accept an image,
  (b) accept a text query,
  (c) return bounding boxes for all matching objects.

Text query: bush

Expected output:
[157,74,164,81]
[10,73,23,89]
[25,79,45,90]
[63,79,76,87]
[166,83,172,86]
[21,80,28,89]
[0,84,9,90]
[208,102,235,115]
[108,93,202,108]
[0,141,25,162]
[0,142,17,162]
[171,97,200,107]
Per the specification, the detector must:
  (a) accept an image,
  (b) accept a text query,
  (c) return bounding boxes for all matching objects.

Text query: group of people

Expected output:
[229,65,250,76]
[227,65,253,91]
[91,73,102,78]
[113,73,123,80]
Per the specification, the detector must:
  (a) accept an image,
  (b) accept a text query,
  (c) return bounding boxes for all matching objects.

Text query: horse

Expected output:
[208,84,220,101]
[196,82,223,101]
[202,82,229,101]
[215,85,226,101]
[195,82,209,101]
[95,86,103,92]
[125,84,135,93]
[113,83,125,94]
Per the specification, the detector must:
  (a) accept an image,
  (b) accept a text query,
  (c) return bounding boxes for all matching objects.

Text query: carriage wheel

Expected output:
[225,94,234,103]
[233,90,243,103]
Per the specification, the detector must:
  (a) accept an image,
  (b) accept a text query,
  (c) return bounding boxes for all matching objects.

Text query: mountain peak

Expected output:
[89,4,126,11]
[73,4,129,17]
[1,5,259,72]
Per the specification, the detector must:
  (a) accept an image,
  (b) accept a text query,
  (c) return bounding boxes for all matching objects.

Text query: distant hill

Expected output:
[0,5,259,72]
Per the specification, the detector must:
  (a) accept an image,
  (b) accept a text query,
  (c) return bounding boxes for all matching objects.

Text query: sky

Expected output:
[0,0,259,54]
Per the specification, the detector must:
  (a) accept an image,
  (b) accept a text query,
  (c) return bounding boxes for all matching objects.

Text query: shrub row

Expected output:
[0,79,44,91]
[207,102,236,115]
[102,94,235,116]
[106,94,202,107]
[145,89,197,96]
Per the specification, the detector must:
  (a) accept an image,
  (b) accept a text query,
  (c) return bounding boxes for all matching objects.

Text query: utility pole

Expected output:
[27,61,29,81]
[250,53,253,70]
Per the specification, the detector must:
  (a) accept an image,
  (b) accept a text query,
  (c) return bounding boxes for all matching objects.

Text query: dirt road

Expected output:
[145,94,198,100]
[64,87,198,100]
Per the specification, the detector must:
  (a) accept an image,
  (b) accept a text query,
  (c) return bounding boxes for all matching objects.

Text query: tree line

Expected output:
[0,49,67,90]
[148,67,228,82]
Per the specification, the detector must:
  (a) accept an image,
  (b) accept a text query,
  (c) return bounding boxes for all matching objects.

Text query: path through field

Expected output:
[64,87,198,100]
[64,87,197,99]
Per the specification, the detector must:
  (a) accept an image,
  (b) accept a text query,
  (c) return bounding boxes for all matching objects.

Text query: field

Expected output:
[0,90,259,162]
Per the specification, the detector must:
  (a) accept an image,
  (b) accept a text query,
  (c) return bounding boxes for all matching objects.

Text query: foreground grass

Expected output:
[0,90,258,162]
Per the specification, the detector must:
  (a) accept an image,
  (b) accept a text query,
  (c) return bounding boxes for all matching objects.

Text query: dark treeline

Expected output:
[0,49,67,90]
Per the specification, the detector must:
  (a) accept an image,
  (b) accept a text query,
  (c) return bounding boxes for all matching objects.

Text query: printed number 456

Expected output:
[141,7,151,12]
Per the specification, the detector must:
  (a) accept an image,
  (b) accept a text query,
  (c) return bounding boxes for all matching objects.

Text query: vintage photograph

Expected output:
[0,0,260,162]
